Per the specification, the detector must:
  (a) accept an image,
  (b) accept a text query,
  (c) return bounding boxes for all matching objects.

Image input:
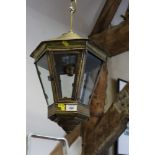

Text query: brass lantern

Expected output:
[30,0,107,132]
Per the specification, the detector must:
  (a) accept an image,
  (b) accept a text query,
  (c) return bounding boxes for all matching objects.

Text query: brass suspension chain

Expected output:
[69,0,77,32]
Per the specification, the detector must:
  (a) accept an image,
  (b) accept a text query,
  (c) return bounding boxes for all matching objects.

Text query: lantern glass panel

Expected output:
[53,52,78,100]
[80,52,103,105]
[36,54,54,106]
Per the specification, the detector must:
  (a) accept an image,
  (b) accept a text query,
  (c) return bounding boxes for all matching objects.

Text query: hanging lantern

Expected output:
[30,0,107,132]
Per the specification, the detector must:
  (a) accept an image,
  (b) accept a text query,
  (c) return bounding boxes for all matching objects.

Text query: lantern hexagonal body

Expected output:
[31,37,106,132]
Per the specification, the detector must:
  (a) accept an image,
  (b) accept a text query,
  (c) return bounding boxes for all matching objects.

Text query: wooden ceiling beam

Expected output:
[90,0,122,36]
[90,19,129,57]
[81,84,129,155]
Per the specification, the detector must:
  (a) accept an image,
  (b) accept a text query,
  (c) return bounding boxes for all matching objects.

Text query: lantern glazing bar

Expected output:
[35,53,54,106]
[49,51,62,102]
[47,51,58,103]
[53,52,77,99]
[80,52,103,105]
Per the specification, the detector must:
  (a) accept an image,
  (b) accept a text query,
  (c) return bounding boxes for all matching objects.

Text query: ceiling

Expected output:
[27,0,128,36]
[27,0,106,35]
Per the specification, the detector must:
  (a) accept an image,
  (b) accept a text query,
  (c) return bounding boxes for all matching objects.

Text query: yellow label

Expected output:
[62,41,69,47]
[58,103,66,111]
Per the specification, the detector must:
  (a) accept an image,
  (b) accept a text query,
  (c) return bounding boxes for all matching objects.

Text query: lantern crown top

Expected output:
[53,31,87,40]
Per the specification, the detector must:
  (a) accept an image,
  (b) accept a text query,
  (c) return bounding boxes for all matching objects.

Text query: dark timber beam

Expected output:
[90,19,129,57]
[90,0,122,36]
[81,84,129,155]
[81,64,108,155]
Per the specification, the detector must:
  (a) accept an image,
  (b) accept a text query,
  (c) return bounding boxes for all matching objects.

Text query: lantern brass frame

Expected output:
[31,38,107,132]
[30,0,108,132]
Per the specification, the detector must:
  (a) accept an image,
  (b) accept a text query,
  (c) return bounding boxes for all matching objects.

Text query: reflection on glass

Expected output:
[54,53,78,99]
[36,54,54,105]
[80,52,103,105]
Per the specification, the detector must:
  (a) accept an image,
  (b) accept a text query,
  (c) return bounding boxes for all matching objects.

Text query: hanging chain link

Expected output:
[69,0,77,32]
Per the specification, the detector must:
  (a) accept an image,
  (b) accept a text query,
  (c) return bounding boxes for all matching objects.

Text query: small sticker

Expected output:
[58,103,66,111]
[66,105,77,111]
[62,41,69,47]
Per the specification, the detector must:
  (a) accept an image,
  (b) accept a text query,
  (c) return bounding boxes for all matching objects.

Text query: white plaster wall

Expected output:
[106,52,129,155]
[110,52,129,81]
[105,52,129,113]
[27,5,67,136]
[26,0,107,36]
[27,4,82,155]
